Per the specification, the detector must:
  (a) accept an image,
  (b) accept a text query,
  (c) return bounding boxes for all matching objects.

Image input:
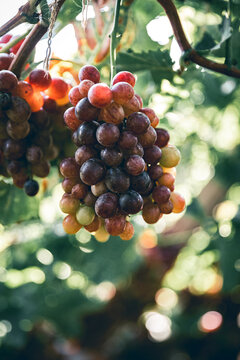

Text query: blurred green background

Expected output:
[0,0,240,359]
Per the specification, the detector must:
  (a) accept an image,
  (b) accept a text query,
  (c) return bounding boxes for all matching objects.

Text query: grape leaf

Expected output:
[0,181,39,225]
[116,49,174,84]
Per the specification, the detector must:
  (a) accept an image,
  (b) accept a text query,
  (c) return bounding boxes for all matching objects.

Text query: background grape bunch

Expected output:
[0,61,70,196]
[60,65,185,241]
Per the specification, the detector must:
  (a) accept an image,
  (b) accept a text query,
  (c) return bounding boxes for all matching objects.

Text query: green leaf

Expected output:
[116,49,174,84]
[0,181,39,225]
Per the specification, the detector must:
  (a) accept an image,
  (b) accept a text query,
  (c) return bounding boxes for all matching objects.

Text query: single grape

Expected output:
[142,202,161,224]
[78,79,94,98]
[112,71,136,87]
[120,221,134,240]
[135,94,143,108]
[152,185,171,205]
[140,108,159,128]
[148,164,163,180]
[119,190,143,214]
[62,214,82,234]
[78,65,100,83]
[105,215,126,236]
[3,139,26,160]
[62,177,79,194]
[76,121,99,146]
[99,102,124,125]
[59,193,80,214]
[64,107,82,131]
[155,128,170,148]
[158,172,175,191]
[27,91,44,112]
[111,81,134,105]
[80,158,105,185]
[125,155,145,176]
[91,181,107,197]
[138,126,157,148]
[45,77,68,100]
[6,120,30,140]
[6,96,31,123]
[68,86,82,106]
[60,157,80,178]
[7,160,24,175]
[31,160,50,178]
[30,109,50,129]
[0,53,14,70]
[15,81,33,100]
[159,200,173,214]
[94,226,110,242]
[100,147,123,167]
[170,192,186,213]
[29,69,52,91]
[0,92,12,110]
[105,167,130,193]
[75,97,99,122]
[126,112,150,135]
[159,145,181,168]
[118,131,138,150]
[84,215,101,232]
[0,70,18,92]
[71,182,88,200]
[83,191,97,206]
[143,145,162,165]
[88,83,112,108]
[130,171,151,194]
[95,192,118,218]
[96,123,120,147]
[43,96,57,113]
[44,145,59,161]
[75,145,97,166]
[123,95,140,116]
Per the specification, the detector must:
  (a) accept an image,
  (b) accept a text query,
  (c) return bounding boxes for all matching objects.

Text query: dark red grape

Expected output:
[60,157,79,178]
[80,158,105,185]
[0,70,18,92]
[142,202,161,224]
[78,65,100,83]
[3,139,26,160]
[105,215,126,236]
[148,164,163,180]
[71,182,88,200]
[29,69,52,91]
[75,145,97,166]
[0,92,12,110]
[0,53,14,71]
[138,126,157,148]
[6,120,30,140]
[83,191,97,206]
[76,121,99,145]
[105,167,130,193]
[100,147,123,167]
[125,155,145,176]
[130,171,151,194]
[6,96,31,123]
[152,185,171,204]
[155,128,170,148]
[126,112,150,135]
[75,97,99,122]
[26,145,43,164]
[31,160,50,178]
[118,131,138,150]
[124,142,144,157]
[119,190,143,214]
[95,192,118,218]
[159,200,173,214]
[96,123,120,147]
[143,145,162,165]
[62,177,79,194]
[64,107,82,131]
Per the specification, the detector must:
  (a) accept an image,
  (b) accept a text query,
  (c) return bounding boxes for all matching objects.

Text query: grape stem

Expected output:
[9,0,66,78]
[109,0,121,84]
[156,0,240,78]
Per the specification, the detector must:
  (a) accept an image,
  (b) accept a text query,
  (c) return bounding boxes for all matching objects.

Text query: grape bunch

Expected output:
[0,66,70,196]
[60,65,185,241]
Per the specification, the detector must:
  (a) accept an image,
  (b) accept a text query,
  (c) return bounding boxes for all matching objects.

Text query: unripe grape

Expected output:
[91,181,107,197]
[158,172,175,191]
[160,145,181,168]
[76,205,95,225]
[120,221,134,240]
[105,215,126,236]
[63,214,82,234]
[170,192,186,213]
[94,226,110,242]
[59,194,80,214]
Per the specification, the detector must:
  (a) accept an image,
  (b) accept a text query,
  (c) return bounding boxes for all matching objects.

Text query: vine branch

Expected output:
[9,0,66,78]
[157,0,240,79]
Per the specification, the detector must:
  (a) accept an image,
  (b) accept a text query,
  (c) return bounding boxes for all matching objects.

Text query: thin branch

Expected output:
[9,0,66,78]
[109,0,121,84]
[157,0,240,79]
[0,0,40,37]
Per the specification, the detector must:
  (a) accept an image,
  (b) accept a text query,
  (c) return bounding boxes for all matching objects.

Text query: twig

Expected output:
[157,0,240,79]
[109,0,121,84]
[9,0,66,78]
[0,0,40,37]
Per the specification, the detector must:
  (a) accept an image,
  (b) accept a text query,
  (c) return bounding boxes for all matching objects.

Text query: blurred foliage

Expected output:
[1,0,240,359]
